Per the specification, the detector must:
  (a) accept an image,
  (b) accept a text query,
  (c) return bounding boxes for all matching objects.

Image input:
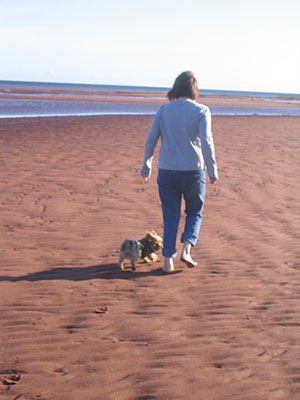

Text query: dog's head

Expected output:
[144,231,163,253]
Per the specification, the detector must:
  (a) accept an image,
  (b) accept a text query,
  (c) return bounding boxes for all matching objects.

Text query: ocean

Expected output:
[1,80,300,118]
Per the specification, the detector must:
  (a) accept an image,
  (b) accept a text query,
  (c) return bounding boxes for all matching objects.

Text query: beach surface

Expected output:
[0,115,299,399]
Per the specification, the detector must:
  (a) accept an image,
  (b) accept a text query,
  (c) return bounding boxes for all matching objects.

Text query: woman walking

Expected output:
[140,71,218,273]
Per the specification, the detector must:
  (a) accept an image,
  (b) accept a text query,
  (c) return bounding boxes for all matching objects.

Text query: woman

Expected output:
[140,71,218,273]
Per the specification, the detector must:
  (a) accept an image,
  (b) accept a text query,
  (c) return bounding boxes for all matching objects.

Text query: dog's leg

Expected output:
[132,243,141,271]
[143,254,159,263]
[131,252,140,271]
[119,262,125,271]
[118,255,125,271]
[131,259,136,271]
[149,253,159,262]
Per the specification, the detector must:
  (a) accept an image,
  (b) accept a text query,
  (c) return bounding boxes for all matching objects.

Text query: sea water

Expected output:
[0,80,299,118]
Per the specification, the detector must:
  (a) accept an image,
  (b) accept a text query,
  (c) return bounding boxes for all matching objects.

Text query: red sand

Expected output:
[0,115,299,399]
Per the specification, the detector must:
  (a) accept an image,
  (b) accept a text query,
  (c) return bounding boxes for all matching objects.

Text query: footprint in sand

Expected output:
[1,373,21,385]
[93,306,108,315]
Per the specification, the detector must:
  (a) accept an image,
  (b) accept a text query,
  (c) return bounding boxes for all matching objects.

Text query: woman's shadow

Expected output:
[0,263,182,282]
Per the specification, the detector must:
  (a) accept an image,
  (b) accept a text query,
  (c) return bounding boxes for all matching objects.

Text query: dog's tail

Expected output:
[120,240,140,254]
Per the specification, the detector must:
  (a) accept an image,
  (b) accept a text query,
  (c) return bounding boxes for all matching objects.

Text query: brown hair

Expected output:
[167,71,199,101]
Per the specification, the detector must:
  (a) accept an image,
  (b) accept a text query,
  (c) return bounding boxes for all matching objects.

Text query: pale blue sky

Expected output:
[1,0,299,93]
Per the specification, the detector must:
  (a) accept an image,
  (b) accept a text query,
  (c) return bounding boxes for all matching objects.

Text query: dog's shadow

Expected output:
[0,263,183,283]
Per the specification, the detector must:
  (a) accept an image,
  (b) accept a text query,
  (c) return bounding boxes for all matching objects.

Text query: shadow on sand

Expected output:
[0,263,183,282]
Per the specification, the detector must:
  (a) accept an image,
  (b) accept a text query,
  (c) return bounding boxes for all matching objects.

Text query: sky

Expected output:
[0,0,300,93]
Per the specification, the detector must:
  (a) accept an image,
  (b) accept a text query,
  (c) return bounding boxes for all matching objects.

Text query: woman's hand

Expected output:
[141,173,150,181]
[209,177,218,184]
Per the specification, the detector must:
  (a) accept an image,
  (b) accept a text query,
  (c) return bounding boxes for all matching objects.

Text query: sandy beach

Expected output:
[0,114,299,399]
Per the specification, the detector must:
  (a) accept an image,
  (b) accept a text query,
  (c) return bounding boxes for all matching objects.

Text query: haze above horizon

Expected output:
[1,0,299,94]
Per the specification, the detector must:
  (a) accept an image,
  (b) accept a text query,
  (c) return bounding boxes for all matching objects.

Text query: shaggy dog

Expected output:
[118,231,163,271]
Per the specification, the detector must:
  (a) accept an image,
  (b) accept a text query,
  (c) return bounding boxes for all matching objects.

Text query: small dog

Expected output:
[118,231,163,271]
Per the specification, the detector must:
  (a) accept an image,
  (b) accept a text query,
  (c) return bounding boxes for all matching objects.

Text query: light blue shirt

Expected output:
[140,98,218,178]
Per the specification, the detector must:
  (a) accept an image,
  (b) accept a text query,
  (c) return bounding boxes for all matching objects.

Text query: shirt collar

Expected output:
[176,97,194,102]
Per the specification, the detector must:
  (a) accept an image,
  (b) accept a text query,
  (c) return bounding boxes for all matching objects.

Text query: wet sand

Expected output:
[0,115,299,399]
[0,90,299,109]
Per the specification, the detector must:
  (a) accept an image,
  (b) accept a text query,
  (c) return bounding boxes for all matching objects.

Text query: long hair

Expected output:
[167,71,199,101]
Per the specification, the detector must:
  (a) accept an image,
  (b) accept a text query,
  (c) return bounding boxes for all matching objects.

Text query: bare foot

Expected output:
[162,257,175,273]
[180,241,197,268]
[180,252,197,268]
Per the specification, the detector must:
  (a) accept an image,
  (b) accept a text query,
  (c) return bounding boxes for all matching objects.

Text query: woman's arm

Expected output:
[140,111,161,178]
[199,107,219,181]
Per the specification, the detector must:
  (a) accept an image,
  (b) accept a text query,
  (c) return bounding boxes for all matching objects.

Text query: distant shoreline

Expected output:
[1,79,300,99]
[0,80,299,118]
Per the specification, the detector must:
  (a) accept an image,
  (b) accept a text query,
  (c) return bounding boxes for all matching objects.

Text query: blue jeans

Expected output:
[157,169,206,258]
